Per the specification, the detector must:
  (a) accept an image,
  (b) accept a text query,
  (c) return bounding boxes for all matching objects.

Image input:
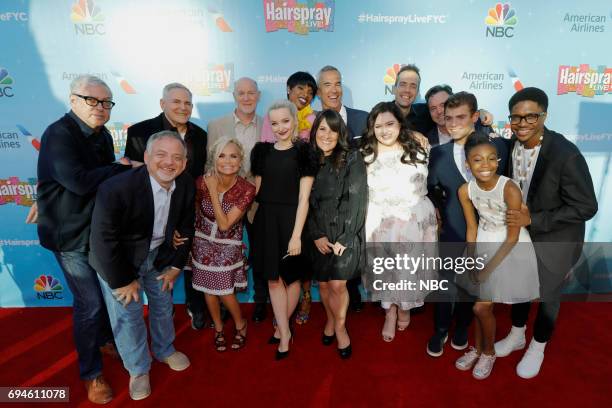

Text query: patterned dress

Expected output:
[190,176,255,295]
[363,149,438,310]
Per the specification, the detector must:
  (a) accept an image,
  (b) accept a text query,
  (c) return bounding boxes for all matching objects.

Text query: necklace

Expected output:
[512,134,543,190]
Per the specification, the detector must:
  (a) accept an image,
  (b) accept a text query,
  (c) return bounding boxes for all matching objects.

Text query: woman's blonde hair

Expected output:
[207,136,245,176]
[267,99,299,141]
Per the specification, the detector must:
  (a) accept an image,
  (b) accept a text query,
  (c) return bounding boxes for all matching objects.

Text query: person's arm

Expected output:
[205,176,250,232]
[288,176,314,256]
[458,183,479,281]
[169,179,196,271]
[46,127,129,196]
[478,180,522,281]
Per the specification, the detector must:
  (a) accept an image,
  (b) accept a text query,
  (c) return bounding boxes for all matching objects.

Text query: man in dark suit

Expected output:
[125,83,209,330]
[495,87,597,378]
[36,75,133,404]
[426,91,509,357]
[317,65,368,311]
[90,131,195,400]
[424,84,453,147]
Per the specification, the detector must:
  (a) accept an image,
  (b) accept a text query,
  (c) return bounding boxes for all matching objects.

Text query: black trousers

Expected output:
[246,218,269,304]
[184,269,206,314]
[432,268,474,334]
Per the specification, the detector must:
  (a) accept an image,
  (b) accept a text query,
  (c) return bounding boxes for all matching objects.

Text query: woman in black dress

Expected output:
[250,100,318,360]
[308,110,367,359]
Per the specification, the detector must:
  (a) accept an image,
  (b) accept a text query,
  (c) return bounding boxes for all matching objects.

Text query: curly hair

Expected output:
[361,101,427,166]
[309,109,350,171]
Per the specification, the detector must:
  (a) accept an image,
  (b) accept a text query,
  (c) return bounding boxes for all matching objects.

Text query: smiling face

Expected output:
[445,104,479,144]
[269,107,296,143]
[466,143,499,184]
[287,84,314,110]
[70,83,112,129]
[510,100,547,148]
[318,70,343,112]
[315,118,339,156]
[427,90,450,127]
[394,70,420,110]
[374,111,401,149]
[233,78,260,117]
[160,87,193,126]
[216,142,242,176]
[144,136,187,188]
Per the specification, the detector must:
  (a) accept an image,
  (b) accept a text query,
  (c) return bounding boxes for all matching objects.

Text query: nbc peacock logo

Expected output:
[71,0,106,36]
[485,3,517,38]
[383,64,405,95]
[34,275,64,300]
[0,67,14,98]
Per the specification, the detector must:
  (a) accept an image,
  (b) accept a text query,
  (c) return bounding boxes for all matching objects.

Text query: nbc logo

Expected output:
[0,67,14,97]
[485,3,517,38]
[34,275,64,300]
[71,0,106,36]
[383,64,405,95]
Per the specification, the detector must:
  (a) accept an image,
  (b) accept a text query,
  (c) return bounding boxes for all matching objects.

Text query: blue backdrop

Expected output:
[1,0,610,306]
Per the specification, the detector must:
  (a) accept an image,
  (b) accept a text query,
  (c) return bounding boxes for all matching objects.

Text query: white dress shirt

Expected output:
[149,175,176,251]
[453,142,472,181]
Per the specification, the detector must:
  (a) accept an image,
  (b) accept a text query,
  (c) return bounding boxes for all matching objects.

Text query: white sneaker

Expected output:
[494,326,526,357]
[129,374,151,400]
[163,351,191,371]
[473,354,496,380]
[516,340,546,379]
[455,347,480,371]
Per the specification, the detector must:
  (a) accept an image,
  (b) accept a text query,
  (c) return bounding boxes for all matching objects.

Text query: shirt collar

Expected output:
[233,110,257,126]
[68,110,99,138]
[339,105,347,124]
[162,113,192,135]
[149,174,176,195]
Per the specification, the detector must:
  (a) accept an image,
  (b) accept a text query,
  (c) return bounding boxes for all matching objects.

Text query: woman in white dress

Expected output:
[362,102,437,342]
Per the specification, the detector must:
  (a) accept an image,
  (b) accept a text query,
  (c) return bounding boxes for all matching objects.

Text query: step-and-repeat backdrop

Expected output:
[1,0,610,306]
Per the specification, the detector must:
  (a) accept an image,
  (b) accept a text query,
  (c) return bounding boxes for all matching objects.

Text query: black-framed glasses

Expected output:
[508,112,545,125]
[72,93,116,109]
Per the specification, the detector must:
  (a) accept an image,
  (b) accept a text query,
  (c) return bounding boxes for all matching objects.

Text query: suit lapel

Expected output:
[526,128,551,205]
[139,167,155,243]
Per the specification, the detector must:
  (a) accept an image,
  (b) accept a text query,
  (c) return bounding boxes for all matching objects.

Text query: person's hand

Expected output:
[489,132,500,139]
[477,266,492,283]
[314,237,332,255]
[479,109,494,126]
[114,280,140,306]
[507,203,531,227]
[173,231,188,249]
[204,174,219,192]
[157,267,181,292]
[435,208,442,233]
[25,202,38,224]
[327,241,347,256]
[119,157,131,166]
[287,236,301,256]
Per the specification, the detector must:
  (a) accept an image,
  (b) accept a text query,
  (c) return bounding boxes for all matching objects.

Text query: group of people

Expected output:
[30,63,597,404]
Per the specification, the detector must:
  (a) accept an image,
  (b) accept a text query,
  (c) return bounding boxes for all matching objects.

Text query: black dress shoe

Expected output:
[321,332,335,346]
[252,303,268,323]
[338,344,352,359]
[187,309,205,330]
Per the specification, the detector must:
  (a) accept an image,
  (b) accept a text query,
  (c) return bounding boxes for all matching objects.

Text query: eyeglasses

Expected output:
[508,112,545,125]
[72,94,116,109]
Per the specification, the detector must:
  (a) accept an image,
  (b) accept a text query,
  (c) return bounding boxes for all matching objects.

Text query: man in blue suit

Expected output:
[426,91,509,357]
[317,65,368,311]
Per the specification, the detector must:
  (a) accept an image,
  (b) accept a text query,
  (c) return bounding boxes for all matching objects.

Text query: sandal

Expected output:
[295,289,311,325]
[397,309,411,331]
[231,321,247,350]
[382,308,397,342]
[214,329,226,352]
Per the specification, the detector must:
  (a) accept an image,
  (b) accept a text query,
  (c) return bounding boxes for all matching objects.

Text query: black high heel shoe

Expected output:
[275,333,293,360]
[337,343,352,359]
[268,335,281,345]
[321,332,335,346]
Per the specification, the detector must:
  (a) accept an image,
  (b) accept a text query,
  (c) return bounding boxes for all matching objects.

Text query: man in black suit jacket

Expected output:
[495,87,597,379]
[125,83,209,330]
[90,131,195,400]
[426,91,509,357]
[317,65,368,311]
[36,75,133,404]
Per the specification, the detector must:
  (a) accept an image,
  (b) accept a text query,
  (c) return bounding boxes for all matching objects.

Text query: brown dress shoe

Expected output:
[84,375,113,404]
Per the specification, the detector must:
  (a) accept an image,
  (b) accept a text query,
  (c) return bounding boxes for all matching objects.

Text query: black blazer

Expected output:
[345,106,368,147]
[89,166,195,289]
[507,128,597,270]
[37,113,129,251]
[427,137,509,242]
[125,113,207,179]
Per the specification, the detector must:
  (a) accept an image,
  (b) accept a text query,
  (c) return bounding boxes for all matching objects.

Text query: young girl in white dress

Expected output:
[362,102,437,343]
[456,133,539,379]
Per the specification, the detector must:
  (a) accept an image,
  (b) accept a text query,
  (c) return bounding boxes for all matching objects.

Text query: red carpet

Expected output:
[1,303,610,407]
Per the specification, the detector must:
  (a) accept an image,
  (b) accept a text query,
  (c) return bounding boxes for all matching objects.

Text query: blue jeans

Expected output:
[98,249,176,376]
[53,251,114,380]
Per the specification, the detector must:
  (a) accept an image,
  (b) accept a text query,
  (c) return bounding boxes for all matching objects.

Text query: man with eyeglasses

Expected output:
[496,87,597,379]
[37,75,134,404]
[125,83,208,330]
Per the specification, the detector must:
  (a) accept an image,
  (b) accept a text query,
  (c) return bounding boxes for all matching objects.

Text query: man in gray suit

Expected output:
[206,77,267,322]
